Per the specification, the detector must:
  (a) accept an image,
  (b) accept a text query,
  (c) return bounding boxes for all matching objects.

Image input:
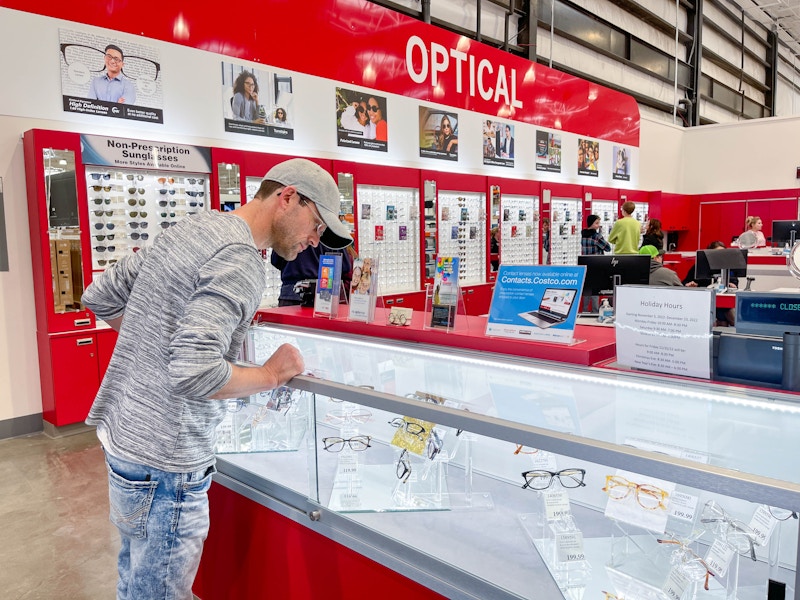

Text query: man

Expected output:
[88,44,137,104]
[607,200,640,254]
[497,124,515,158]
[81,158,352,599]
[639,245,683,286]
[580,214,611,255]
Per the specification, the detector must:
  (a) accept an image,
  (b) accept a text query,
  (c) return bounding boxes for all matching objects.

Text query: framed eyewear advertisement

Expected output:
[419,106,459,161]
[221,61,294,140]
[336,87,387,152]
[482,120,515,167]
[577,138,600,177]
[59,29,163,123]
[612,145,631,181]
[535,130,562,173]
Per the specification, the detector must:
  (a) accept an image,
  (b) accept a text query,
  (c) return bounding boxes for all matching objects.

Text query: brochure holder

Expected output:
[348,257,378,323]
[423,281,470,333]
[313,253,342,319]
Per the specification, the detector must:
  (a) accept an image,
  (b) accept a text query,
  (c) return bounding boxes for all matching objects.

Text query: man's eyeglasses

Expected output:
[105,53,123,64]
[602,475,669,511]
[298,195,326,237]
[60,43,161,83]
[521,468,586,490]
[321,436,371,453]
[367,104,380,112]
[388,417,426,438]
[396,449,411,483]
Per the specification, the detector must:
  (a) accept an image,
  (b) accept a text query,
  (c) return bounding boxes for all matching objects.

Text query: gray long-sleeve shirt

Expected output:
[83,212,266,472]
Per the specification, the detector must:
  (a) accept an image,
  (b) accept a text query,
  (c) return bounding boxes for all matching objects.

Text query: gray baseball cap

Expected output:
[263,158,353,249]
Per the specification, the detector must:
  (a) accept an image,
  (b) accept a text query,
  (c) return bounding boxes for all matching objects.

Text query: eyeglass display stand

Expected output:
[518,493,591,594]
[439,432,494,511]
[213,389,310,454]
[389,446,452,512]
[423,281,470,333]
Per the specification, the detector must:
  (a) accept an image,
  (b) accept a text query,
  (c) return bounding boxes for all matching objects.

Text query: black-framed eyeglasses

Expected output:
[396,449,411,483]
[321,436,372,453]
[104,53,123,64]
[521,468,586,490]
[388,417,426,438]
[90,172,110,180]
[94,245,116,252]
[130,232,149,240]
[367,104,380,112]
[60,43,161,82]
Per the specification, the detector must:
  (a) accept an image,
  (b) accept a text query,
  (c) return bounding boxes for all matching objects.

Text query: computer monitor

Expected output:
[771,220,800,247]
[578,254,651,296]
[695,248,747,287]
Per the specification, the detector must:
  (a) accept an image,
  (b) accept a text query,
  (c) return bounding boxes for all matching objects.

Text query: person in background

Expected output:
[608,201,640,254]
[581,214,611,255]
[490,227,500,270]
[639,245,683,286]
[81,158,353,599]
[366,95,387,141]
[88,44,137,104]
[742,215,767,247]
[641,218,664,250]
[542,217,551,264]
[231,70,266,124]
[271,242,355,306]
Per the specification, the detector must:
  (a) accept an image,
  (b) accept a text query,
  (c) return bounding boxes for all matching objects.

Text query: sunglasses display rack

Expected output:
[356,185,420,295]
[500,194,539,266]
[590,200,617,239]
[549,197,582,266]
[214,324,800,600]
[85,170,209,270]
[437,191,486,285]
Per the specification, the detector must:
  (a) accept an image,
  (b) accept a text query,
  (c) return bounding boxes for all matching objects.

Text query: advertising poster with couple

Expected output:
[418,107,459,161]
[59,29,163,123]
[221,62,294,140]
[336,88,388,152]
[482,120,515,168]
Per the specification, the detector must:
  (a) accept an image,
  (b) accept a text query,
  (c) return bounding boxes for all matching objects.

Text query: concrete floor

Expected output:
[0,431,119,599]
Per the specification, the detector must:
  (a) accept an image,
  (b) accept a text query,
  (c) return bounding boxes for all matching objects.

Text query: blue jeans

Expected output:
[103,450,215,600]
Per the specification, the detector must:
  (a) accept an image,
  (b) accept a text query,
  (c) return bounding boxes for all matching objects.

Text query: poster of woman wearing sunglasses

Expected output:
[336,87,387,152]
[419,106,459,162]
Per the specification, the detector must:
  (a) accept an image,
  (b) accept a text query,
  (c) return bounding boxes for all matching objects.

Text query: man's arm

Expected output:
[209,343,304,399]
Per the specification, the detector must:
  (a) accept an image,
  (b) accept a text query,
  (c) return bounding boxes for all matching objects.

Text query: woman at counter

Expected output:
[740,216,767,247]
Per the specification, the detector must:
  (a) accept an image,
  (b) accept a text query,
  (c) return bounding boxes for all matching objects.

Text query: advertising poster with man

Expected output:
[419,106,459,161]
[221,62,294,140]
[536,130,562,173]
[482,120,515,167]
[336,87,388,152]
[59,29,163,123]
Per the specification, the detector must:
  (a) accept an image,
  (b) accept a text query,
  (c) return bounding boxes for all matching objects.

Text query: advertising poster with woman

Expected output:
[419,106,459,161]
[535,130,562,173]
[612,145,631,181]
[482,120,515,168]
[336,87,387,152]
[221,62,294,140]
[578,139,600,177]
[59,29,163,123]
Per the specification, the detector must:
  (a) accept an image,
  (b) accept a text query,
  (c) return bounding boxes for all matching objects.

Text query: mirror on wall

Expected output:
[44,148,84,313]
[423,179,437,279]
[336,172,355,237]
[490,185,500,271]
[218,162,241,212]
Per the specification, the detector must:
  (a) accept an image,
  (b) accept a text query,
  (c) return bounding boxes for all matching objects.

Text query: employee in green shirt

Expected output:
[608,200,641,254]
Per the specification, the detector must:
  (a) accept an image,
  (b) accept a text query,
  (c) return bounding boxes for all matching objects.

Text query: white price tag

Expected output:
[556,531,585,563]
[340,493,362,509]
[530,451,559,471]
[662,566,690,600]
[669,491,698,522]
[705,538,735,578]
[543,489,572,521]
[749,505,777,547]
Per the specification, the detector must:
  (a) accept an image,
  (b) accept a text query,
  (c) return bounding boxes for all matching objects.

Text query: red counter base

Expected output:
[257,306,616,366]
[194,482,446,600]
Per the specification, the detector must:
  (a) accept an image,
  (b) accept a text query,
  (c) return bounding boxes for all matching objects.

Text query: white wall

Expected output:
[0,7,797,426]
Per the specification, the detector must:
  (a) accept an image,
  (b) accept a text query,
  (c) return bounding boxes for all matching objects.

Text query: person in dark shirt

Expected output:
[682,240,737,326]
[271,243,354,306]
[581,214,611,255]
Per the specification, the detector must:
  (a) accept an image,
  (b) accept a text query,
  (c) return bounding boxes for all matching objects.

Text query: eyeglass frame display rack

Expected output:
[208,324,800,600]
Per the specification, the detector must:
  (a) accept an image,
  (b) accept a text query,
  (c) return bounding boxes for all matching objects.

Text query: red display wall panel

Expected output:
[195,482,447,600]
[699,201,746,249]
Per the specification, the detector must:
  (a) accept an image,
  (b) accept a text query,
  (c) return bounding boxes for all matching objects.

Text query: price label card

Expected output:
[749,505,777,547]
[340,492,362,509]
[556,531,586,563]
[544,489,572,521]
[662,566,690,600]
[669,491,699,522]
[705,538,735,578]
[530,451,559,471]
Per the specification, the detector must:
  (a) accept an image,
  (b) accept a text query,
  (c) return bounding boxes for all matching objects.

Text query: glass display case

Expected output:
[213,324,800,600]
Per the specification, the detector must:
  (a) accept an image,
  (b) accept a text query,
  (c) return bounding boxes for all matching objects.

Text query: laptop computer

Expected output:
[518,288,577,329]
